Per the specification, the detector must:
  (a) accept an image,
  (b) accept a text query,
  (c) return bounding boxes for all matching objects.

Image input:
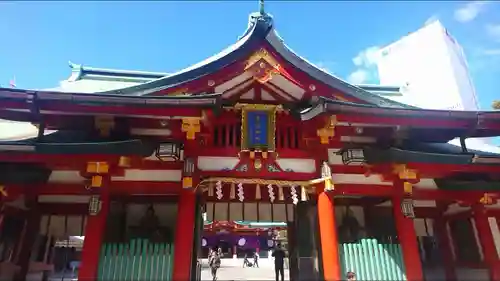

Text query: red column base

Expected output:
[172,190,196,280]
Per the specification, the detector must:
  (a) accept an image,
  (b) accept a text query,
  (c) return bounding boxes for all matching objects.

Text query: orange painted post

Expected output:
[317,191,341,281]
[78,190,110,281]
[172,189,197,280]
[472,205,500,281]
[392,196,424,281]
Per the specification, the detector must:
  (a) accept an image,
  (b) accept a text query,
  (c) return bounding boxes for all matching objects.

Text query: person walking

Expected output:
[253,250,259,268]
[271,243,286,281]
[208,247,221,281]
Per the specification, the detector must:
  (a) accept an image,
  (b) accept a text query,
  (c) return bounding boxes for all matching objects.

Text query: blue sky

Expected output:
[0,1,499,110]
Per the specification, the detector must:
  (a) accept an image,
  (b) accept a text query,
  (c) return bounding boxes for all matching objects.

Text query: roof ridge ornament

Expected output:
[259,0,265,15]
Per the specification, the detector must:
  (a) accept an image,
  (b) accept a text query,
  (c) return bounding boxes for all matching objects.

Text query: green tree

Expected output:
[493,100,500,110]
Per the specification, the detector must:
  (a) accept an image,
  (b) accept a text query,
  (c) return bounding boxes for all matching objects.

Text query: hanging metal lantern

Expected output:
[401,198,415,219]
[155,142,182,161]
[88,195,102,216]
[340,148,365,165]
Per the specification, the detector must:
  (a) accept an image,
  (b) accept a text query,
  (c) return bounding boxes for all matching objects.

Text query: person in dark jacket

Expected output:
[253,250,259,268]
[271,243,286,281]
[347,271,356,280]
[208,247,221,281]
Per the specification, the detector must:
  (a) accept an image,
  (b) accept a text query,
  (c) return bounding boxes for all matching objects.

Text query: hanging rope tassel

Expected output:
[255,184,261,200]
[230,183,236,199]
[278,185,284,201]
[301,186,308,201]
[208,181,214,197]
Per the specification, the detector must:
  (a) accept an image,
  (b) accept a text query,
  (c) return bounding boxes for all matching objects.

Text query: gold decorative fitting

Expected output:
[0,185,7,197]
[118,156,131,168]
[245,48,282,84]
[301,186,308,201]
[207,80,215,86]
[239,103,278,152]
[86,162,109,174]
[183,177,193,189]
[324,178,334,191]
[479,193,494,205]
[393,164,418,180]
[334,95,349,102]
[181,117,201,140]
[169,88,189,96]
[94,116,115,137]
[254,159,262,170]
[403,181,413,194]
[91,175,103,188]
[309,84,316,91]
[317,115,337,144]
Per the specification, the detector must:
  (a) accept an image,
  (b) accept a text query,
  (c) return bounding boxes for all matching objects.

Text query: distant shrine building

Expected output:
[1,9,500,281]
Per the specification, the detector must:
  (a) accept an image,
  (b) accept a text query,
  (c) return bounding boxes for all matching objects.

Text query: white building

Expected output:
[376,20,498,151]
[376,20,481,111]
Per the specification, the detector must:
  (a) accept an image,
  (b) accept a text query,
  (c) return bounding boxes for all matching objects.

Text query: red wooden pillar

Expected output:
[472,205,500,281]
[392,196,424,281]
[78,190,110,281]
[317,191,341,281]
[172,189,197,280]
[433,216,456,280]
[16,202,41,281]
[0,199,4,232]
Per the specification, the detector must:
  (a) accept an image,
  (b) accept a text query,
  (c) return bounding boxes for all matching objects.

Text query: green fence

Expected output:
[339,239,406,281]
[97,239,174,281]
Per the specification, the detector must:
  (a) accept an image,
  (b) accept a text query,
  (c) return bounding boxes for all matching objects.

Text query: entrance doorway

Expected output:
[200,219,292,281]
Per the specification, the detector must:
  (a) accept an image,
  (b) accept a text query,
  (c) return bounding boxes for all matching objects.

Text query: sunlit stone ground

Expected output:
[200,258,290,281]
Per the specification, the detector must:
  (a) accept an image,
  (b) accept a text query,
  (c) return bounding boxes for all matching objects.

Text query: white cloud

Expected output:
[454,1,489,23]
[352,46,381,67]
[347,70,369,84]
[348,46,381,84]
[486,24,500,41]
[482,48,500,56]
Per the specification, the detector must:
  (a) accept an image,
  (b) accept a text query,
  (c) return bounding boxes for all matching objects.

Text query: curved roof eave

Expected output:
[92,13,273,97]
[263,30,412,108]
[81,12,413,108]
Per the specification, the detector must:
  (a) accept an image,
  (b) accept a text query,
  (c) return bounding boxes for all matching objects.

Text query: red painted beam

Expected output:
[336,114,472,128]
[332,183,500,202]
[14,181,182,196]
[199,171,316,181]
[408,163,500,176]
[41,103,204,117]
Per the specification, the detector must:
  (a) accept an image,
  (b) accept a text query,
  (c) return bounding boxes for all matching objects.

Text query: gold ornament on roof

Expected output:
[479,193,494,205]
[245,48,282,84]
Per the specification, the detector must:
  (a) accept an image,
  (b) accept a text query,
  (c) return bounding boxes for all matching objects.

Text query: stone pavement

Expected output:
[200,258,290,281]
